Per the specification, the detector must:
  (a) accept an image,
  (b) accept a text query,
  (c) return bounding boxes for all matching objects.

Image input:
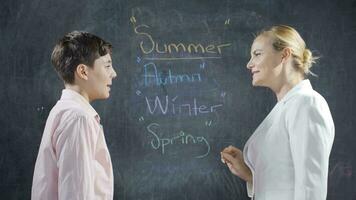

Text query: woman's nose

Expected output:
[246,59,253,69]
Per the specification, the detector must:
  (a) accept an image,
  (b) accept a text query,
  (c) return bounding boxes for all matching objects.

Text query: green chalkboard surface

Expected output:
[0,0,355,199]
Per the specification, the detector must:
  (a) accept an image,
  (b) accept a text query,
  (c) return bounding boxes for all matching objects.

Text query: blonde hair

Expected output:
[258,25,318,76]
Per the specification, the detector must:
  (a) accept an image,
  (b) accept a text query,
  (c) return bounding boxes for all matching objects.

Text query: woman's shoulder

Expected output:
[283,86,334,128]
[285,88,334,127]
[289,87,329,108]
[282,87,333,125]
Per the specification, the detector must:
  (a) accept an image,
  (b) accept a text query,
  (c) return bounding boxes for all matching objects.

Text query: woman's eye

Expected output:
[254,53,261,56]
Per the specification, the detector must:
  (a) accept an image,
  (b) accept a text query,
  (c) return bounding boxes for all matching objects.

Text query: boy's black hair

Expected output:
[51,31,112,84]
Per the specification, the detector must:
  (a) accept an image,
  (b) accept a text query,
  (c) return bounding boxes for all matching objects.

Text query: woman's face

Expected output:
[246,35,283,87]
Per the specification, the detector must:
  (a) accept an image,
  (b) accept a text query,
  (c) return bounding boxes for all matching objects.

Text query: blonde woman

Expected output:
[221,25,334,200]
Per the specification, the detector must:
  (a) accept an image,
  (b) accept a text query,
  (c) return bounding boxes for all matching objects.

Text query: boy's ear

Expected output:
[75,64,89,80]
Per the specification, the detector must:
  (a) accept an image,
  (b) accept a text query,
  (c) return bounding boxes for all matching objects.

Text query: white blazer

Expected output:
[243,80,335,200]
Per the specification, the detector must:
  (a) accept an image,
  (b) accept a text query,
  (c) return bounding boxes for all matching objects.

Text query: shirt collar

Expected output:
[279,79,313,104]
[60,89,100,121]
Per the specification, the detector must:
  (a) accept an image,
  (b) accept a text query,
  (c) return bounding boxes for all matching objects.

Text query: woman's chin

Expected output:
[252,79,260,86]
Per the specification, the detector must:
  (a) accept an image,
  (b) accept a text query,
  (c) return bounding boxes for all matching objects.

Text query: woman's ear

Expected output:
[281,47,292,62]
[75,64,89,80]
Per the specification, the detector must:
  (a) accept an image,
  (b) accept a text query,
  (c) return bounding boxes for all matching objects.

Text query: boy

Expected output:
[32,31,117,200]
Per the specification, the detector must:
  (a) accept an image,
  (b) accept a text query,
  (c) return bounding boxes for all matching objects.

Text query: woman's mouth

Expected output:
[252,71,260,78]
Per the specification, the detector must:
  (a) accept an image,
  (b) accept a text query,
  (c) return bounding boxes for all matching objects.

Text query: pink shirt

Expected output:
[32,89,114,200]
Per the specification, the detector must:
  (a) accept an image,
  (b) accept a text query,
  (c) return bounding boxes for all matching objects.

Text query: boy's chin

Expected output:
[91,93,110,101]
[99,94,110,100]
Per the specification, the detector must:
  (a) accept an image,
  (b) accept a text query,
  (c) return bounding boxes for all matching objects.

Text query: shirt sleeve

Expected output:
[243,146,254,198]
[246,179,254,198]
[287,96,334,200]
[54,114,98,200]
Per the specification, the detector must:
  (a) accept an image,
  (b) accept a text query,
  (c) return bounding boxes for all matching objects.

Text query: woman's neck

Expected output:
[272,73,304,102]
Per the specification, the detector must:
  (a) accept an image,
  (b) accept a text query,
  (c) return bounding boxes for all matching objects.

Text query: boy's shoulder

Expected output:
[49,99,96,124]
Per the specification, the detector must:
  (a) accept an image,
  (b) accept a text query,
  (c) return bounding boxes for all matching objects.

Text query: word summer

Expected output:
[145,95,223,116]
[143,62,202,86]
[146,123,210,158]
[134,24,231,55]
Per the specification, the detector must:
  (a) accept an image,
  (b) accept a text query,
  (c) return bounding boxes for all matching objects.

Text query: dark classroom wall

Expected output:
[0,0,355,199]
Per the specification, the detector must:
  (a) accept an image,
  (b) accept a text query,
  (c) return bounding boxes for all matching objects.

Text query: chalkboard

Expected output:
[0,0,355,199]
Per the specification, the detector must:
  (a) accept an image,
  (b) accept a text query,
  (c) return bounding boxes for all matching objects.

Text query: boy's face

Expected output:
[86,54,117,101]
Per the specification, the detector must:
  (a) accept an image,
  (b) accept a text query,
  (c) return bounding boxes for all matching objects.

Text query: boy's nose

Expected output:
[112,68,117,78]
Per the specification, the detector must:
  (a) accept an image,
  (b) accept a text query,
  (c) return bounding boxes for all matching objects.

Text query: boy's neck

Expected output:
[65,84,90,102]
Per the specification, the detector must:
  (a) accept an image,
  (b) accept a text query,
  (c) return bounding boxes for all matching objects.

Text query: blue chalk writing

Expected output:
[143,62,202,87]
[145,95,223,116]
[147,123,210,158]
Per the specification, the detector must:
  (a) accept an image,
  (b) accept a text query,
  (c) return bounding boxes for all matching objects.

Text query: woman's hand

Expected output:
[221,145,252,183]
